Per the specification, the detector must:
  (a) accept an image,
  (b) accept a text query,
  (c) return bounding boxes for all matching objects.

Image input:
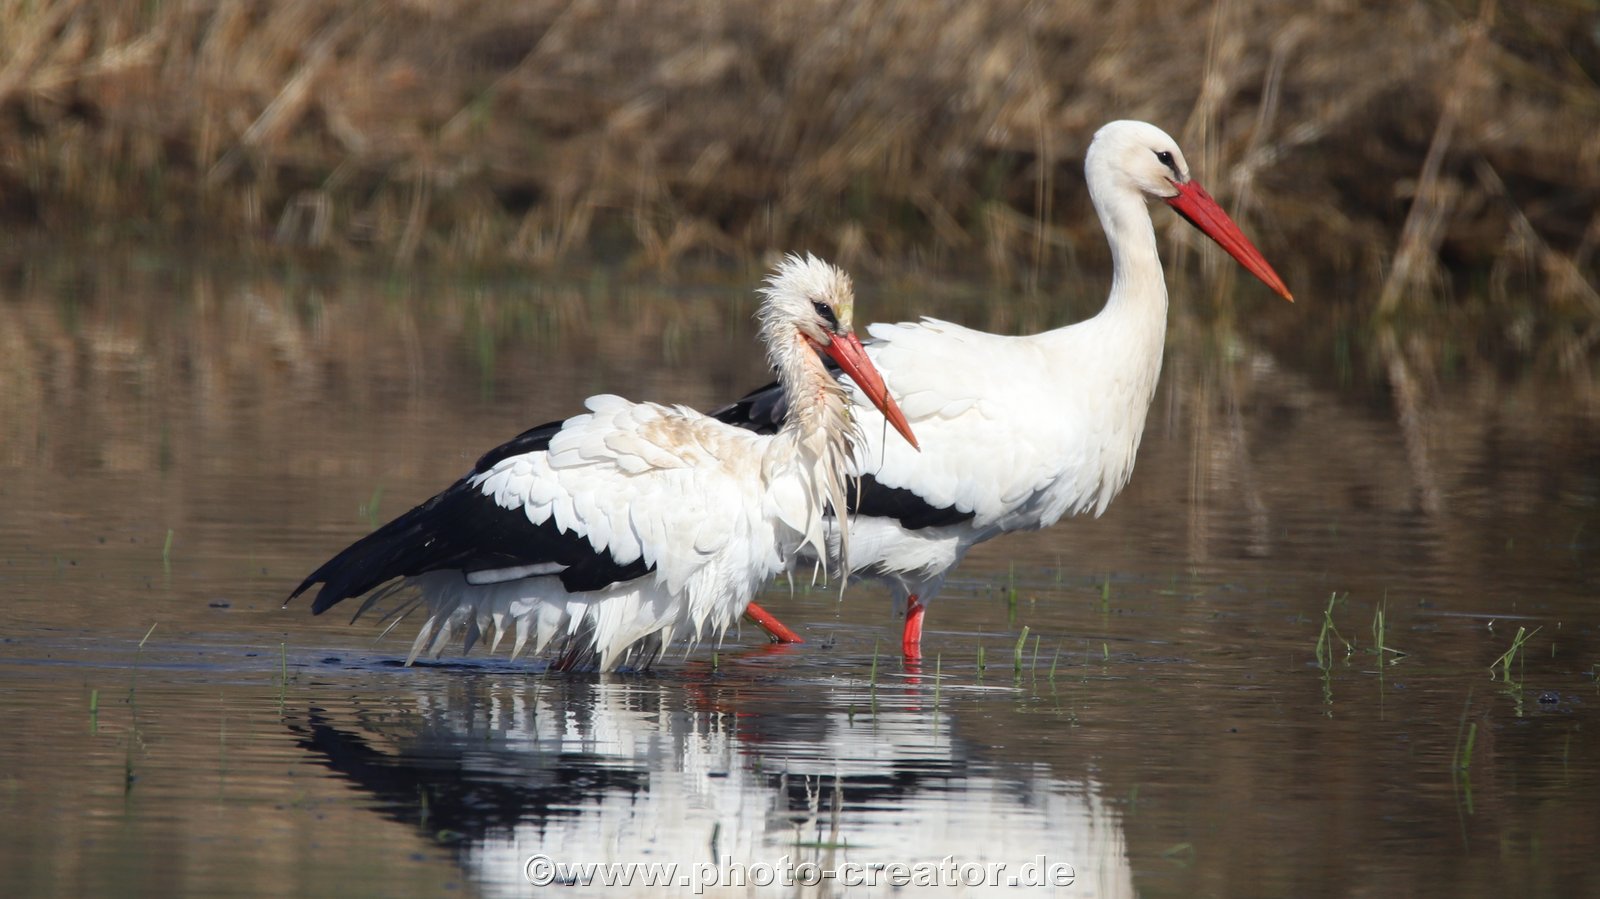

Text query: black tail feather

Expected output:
[289,417,654,616]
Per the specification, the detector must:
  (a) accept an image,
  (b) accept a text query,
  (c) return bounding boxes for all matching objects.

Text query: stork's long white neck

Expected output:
[760,325,861,577]
[1088,156,1171,364]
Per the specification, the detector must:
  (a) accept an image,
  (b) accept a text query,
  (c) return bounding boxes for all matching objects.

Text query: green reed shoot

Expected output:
[1371,600,1407,665]
[361,486,384,528]
[1006,564,1018,624]
[162,529,173,572]
[1456,722,1478,771]
[1160,843,1195,863]
[1315,593,1351,668]
[1490,625,1541,682]
[869,639,880,688]
[127,623,157,793]
[1453,690,1477,772]
[1013,626,1030,674]
[977,643,986,675]
[217,693,231,787]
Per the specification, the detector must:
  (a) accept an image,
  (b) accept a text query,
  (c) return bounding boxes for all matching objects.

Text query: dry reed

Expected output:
[0,0,1595,319]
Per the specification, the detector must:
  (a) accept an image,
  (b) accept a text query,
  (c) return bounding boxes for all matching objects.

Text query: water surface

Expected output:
[2,257,1596,897]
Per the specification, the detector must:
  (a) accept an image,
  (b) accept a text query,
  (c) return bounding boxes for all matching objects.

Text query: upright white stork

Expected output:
[289,254,918,671]
[719,121,1294,660]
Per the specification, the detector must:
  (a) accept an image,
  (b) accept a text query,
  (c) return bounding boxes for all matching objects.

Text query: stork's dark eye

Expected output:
[1154,150,1179,176]
[811,300,840,331]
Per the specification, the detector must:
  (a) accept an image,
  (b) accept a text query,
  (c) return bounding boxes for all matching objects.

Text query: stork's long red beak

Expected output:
[821,332,920,451]
[1165,180,1294,302]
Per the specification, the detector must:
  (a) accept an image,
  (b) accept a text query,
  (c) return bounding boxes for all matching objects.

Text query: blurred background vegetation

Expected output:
[0,1,1596,345]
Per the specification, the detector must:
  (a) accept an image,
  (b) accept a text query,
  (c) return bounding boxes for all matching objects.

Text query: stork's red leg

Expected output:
[744,602,804,644]
[902,595,925,661]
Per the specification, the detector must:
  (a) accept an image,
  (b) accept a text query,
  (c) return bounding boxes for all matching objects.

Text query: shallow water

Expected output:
[2,257,1597,897]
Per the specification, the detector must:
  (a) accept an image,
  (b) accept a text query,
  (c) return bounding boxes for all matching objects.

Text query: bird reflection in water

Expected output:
[290,665,1133,897]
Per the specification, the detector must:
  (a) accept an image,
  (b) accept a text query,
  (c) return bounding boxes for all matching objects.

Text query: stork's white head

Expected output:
[757,254,918,449]
[1084,120,1293,302]
[1086,120,1191,203]
[758,253,856,351]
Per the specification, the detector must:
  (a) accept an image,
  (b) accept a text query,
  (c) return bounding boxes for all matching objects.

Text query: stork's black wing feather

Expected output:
[288,418,651,616]
[708,378,793,434]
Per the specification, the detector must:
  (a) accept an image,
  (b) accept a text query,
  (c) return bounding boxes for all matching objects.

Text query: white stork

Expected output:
[719,121,1294,660]
[289,254,918,671]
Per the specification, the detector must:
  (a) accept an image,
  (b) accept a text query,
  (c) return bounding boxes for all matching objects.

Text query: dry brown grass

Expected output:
[0,0,1596,316]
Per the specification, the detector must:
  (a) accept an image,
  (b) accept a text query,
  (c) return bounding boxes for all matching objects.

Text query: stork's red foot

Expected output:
[744,602,804,644]
[902,595,925,662]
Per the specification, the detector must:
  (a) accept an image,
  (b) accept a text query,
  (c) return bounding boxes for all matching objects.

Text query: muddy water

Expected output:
[1,256,1596,898]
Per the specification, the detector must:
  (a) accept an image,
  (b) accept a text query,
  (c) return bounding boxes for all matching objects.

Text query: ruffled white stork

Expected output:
[719,121,1294,660]
[289,255,918,671]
